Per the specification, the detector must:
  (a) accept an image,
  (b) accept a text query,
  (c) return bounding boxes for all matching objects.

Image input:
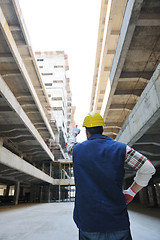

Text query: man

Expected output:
[68,112,156,240]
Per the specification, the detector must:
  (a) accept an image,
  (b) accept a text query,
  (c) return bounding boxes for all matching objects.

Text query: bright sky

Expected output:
[19,0,101,141]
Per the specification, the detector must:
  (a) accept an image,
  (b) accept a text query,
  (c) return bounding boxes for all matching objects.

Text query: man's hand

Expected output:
[72,127,80,136]
[123,187,136,205]
[66,127,80,153]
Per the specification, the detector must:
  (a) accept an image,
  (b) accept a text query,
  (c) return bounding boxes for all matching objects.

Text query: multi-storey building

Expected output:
[35,51,73,155]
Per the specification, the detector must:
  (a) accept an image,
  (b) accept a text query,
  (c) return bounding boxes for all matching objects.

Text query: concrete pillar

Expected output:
[13,182,20,205]
[39,184,51,203]
[40,185,43,203]
[42,162,45,172]
[50,162,52,177]
[48,184,51,203]
[138,187,149,207]
[30,184,38,203]
[5,185,10,196]
[59,184,61,202]
[155,184,160,207]
[0,138,3,146]
[147,186,156,207]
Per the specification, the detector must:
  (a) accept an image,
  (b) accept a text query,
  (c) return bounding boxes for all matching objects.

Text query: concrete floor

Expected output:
[0,202,160,240]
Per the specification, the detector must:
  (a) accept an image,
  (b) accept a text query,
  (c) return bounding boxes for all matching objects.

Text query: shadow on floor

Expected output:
[128,202,160,219]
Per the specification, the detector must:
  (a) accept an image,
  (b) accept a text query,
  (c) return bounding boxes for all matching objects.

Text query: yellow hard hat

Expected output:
[82,112,105,127]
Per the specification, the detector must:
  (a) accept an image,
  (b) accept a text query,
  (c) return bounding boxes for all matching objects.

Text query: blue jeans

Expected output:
[79,229,132,240]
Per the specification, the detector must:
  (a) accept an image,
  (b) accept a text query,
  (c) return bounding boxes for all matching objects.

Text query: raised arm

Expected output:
[66,127,80,154]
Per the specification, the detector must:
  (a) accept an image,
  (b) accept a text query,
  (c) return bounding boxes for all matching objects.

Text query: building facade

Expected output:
[35,51,73,155]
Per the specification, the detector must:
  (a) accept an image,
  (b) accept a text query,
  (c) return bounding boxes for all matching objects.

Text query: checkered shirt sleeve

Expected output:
[125,145,148,170]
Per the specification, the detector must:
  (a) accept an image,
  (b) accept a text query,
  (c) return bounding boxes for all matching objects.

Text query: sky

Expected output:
[18,0,101,141]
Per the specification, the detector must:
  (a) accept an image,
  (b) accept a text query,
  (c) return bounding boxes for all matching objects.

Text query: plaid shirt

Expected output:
[125,145,148,170]
[68,141,149,170]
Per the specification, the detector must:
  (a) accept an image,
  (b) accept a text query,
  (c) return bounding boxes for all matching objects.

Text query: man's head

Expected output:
[82,112,104,139]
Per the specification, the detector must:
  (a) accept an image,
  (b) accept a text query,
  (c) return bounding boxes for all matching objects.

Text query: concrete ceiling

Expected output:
[0,0,65,185]
[90,0,160,177]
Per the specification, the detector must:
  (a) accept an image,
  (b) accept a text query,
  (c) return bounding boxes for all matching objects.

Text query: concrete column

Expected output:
[138,187,149,207]
[39,184,51,203]
[48,184,51,203]
[59,184,61,202]
[40,186,43,203]
[30,185,37,203]
[13,182,20,205]
[147,186,156,207]
[5,185,10,196]
[0,138,3,146]
[42,162,45,172]
[50,162,52,177]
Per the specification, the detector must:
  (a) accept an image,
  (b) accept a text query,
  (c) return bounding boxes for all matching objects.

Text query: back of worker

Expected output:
[73,134,129,232]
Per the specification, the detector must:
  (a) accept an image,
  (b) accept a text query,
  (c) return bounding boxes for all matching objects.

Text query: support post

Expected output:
[13,181,20,205]
[50,162,52,177]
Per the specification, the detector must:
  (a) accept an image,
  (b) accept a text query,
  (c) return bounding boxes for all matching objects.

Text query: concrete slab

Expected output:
[0,203,78,240]
[128,204,160,240]
[0,202,159,240]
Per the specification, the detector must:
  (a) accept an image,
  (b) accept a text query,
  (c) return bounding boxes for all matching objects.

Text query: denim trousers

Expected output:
[79,229,132,240]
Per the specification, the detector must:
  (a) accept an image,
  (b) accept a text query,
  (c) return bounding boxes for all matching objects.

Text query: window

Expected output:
[37,59,44,61]
[45,83,52,86]
[54,65,64,68]
[53,107,64,115]
[42,73,53,76]
[48,94,51,97]
[53,80,63,83]
[39,66,43,68]
[52,97,62,101]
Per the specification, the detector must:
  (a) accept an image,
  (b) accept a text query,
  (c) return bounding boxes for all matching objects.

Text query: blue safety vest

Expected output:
[73,134,130,232]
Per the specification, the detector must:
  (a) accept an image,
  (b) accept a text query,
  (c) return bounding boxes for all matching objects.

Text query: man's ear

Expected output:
[86,128,91,139]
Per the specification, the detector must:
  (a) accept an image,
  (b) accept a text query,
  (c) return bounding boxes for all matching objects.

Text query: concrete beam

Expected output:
[1,70,20,76]
[0,125,26,132]
[0,0,10,3]
[0,75,54,161]
[104,67,111,71]
[119,78,149,84]
[114,89,143,96]
[0,56,15,63]
[135,134,160,143]
[0,106,12,111]
[104,122,123,127]
[103,128,120,134]
[107,50,115,55]
[110,104,135,110]
[137,19,160,26]
[116,63,160,145]
[91,0,127,111]
[120,71,153,80]
[0,131,30,137]
[111,30,120,35]
[1,72,21,78]
[101,0,145,118]
[0,145,55,184]
[9,25,21,31]
[54,178,75,186]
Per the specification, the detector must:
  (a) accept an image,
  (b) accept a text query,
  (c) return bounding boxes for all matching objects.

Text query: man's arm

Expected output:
[123,146,156,204]
[66,127,80,154]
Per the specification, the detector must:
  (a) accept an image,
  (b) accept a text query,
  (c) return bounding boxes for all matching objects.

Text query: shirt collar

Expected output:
[88,134,112,141]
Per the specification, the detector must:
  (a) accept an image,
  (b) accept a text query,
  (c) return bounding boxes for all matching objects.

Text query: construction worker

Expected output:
[68,112,156,240]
